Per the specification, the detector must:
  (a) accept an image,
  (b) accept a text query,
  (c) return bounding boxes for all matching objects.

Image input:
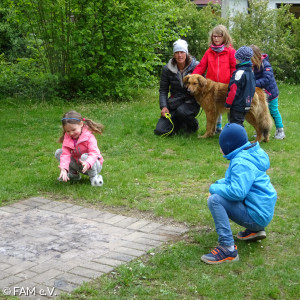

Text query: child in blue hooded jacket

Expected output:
[201,123,277,265]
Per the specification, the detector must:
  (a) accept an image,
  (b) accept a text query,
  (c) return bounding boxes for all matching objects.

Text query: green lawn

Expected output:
[0,84,299,299]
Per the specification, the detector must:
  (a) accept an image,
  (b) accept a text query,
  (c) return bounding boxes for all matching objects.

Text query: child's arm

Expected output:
[192,51,208,75]
[58,167,69,182]
[256,64,273,88]
[80,135,102,172]
[209,162,255,201]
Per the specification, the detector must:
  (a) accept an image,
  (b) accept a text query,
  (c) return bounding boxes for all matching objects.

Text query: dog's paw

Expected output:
[90,175,103,187]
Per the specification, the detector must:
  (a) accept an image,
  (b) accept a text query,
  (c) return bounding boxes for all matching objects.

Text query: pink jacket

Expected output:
[59,125,103,171]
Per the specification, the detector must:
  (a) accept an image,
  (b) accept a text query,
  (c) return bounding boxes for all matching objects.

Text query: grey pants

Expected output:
[55,149,102,179]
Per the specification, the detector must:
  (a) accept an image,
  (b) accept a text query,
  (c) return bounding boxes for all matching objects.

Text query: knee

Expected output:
[207,194,219,209]
[80,153,89,161]
[175,105,187,118]
[55,149,62,160]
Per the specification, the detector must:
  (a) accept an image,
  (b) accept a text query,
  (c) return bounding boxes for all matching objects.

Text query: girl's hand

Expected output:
[79,160,89,173]
[207,193,211,200]
[58,168,69,182]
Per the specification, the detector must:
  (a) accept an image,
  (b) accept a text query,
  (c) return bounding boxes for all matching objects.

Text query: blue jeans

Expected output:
[207,194,265,247]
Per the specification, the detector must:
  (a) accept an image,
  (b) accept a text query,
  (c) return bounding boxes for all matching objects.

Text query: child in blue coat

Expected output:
[201,123,277,264]
[250,45,285,139]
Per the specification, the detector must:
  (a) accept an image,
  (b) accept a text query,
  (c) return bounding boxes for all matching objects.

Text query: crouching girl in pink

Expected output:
[55,110,104,186]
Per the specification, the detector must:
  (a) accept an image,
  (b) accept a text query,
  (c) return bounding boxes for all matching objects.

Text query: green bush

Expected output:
[0,55,59,100]
[229,0,299,83]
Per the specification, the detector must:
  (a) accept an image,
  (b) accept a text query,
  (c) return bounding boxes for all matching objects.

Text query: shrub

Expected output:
[229,0,299,83]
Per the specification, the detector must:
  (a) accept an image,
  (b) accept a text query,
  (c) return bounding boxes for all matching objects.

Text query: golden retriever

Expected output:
[183,74,272,142]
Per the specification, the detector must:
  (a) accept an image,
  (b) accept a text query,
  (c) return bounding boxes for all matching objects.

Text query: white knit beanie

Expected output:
[173,39,188,54]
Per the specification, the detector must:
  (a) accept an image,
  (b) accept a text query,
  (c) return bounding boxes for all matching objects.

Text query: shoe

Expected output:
[201,245,239,265]
[236,229,266,241]
[90,175,104,187]
[274,128,285,140]
[215,127,222,134]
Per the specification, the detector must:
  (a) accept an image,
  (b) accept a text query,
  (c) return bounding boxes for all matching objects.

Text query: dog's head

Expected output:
[183,74,207,95]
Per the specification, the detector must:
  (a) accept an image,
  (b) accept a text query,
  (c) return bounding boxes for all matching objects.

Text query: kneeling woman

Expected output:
[154,39,200,136]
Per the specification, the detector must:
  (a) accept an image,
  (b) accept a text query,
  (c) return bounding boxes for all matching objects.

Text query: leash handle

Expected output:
[161,112,174,137]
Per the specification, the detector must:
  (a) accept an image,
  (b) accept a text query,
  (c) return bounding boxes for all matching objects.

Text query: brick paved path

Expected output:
[0,197,188,299]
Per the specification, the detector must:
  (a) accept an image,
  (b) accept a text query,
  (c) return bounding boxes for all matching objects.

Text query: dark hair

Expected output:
[171,53,193,68]
[58,110,104,143]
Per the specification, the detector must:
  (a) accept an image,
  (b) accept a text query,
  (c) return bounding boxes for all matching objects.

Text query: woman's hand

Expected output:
[161,107,169,117]
[58,168,69,182]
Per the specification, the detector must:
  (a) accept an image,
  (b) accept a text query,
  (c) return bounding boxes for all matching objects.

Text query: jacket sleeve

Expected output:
[209,162,255,201]
[159,66,170,109]
[85,134,102,168]
[256,64,272,88]
[59,145,72,171]
[192,51,208,75]
[229,47,236,77]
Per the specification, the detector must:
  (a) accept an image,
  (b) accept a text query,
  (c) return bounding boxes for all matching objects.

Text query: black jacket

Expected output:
[225,62,256,112]
[159,57,199,110]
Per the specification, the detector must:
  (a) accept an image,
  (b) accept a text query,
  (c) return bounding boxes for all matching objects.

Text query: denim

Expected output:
[268,98,284,129]
[207,194,265,246]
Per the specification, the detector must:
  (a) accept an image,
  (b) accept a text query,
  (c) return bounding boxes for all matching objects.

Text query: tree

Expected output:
[5,0,188,98]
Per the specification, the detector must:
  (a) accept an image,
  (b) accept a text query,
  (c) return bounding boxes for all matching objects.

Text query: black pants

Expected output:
[154,102,200,136]
[229,110,247,127]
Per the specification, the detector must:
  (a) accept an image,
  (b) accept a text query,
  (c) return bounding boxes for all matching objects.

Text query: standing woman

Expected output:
[154,39,200,136]
[192,25,236,133]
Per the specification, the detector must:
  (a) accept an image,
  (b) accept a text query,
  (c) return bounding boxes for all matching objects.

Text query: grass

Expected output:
[0,83,299,299]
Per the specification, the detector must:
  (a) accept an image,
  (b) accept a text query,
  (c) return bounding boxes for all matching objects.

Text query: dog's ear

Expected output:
[197,75,207,87]
[183,75,190,85]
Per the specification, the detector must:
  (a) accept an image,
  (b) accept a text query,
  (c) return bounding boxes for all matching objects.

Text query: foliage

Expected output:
[229,0,299,82]
[0,54,59,100]
[176,2,222,61]
[3,0,188,99]
[0,6,30,61]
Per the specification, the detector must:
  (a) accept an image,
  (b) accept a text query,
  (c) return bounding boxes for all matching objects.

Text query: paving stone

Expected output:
[103,251,136,262]
[127,219,150,230]
[68,266,103,279]
[56,272,89,286]
[113,216,139,228]
[78,261,114,273]
[31,269,64,285]
[92,257,124,267]
[103,214,128,225]
[0,197,188,297]
[0,263,11,271]
[116,247,146,257]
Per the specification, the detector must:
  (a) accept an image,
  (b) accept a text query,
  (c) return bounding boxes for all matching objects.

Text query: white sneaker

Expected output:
[274,128,285,140]
[90,175,104,187]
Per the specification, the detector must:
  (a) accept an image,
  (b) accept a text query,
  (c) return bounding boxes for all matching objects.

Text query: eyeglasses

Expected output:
[213,35,223,39]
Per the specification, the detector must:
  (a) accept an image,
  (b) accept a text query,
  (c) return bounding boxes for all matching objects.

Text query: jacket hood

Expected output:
[224,142,270,172]
[262,54,269,62]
